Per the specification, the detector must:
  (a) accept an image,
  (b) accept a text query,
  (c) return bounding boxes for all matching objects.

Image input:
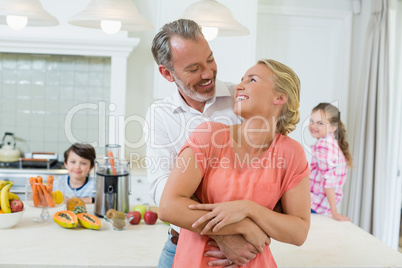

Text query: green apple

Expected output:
[132,204,147,218]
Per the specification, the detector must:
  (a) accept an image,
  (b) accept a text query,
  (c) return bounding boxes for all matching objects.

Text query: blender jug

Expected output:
[94,145,131,218]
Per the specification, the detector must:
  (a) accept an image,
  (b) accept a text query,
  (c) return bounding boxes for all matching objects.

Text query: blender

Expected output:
[94,144,131,218]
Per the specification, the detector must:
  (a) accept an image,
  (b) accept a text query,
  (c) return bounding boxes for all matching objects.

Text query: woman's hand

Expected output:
[189,200,252,234]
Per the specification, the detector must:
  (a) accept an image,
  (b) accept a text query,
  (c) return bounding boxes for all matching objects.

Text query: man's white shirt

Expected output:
[144,80,241,219]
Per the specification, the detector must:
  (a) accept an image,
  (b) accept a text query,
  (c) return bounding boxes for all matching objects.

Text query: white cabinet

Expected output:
[130,174,155,206]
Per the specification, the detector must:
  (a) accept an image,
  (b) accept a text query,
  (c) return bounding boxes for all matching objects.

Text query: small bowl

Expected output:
[105,215,133,231]
[0,210,24,229]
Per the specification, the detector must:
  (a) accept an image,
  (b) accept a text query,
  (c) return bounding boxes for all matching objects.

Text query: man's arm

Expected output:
[207,235,259,266]
[144,104,176,206]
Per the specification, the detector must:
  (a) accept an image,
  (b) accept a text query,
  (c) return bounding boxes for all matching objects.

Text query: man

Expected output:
[145,19,267,267]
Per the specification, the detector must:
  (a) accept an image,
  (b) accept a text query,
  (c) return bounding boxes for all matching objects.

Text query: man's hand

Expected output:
[206,235,262,266]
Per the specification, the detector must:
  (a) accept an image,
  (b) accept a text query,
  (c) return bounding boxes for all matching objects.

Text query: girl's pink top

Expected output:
[309,132,347,214]
[173,122,310,268]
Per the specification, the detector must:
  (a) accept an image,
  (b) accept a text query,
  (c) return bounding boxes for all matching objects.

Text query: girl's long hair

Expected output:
[312,103,353,168]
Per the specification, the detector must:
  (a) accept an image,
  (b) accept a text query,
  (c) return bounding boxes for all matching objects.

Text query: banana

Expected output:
[8,192,20,200]
[0,180,8,191]
[0,181,12,211]
[0,183,12,213]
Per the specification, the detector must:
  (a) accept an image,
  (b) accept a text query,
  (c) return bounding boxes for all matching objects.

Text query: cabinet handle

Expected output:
[10,190,25,194]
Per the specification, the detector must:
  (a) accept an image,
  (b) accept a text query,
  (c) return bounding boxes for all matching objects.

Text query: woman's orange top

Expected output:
[173,122,310,268]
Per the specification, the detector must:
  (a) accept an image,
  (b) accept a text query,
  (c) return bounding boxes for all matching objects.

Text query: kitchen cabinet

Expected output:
[0,168,68,200]
[129,168,154,206]
[0,166,154,207]
[130,175,154,205]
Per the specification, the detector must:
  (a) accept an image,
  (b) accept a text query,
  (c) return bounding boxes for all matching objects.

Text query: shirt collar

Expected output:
[171,80,233,114]
[311,132,336,149]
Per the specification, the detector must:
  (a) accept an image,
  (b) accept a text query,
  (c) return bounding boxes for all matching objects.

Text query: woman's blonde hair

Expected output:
[258,59,301,135]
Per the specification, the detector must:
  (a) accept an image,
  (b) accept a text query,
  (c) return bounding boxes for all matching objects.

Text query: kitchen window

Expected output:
[0,52,111,158]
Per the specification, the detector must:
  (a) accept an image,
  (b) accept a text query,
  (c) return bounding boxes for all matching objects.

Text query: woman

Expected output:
[159,59,311,267]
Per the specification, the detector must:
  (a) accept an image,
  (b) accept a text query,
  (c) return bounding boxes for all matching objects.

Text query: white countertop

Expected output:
[1,205,401,267]
[271,214,402,267]
[0,204,168,268]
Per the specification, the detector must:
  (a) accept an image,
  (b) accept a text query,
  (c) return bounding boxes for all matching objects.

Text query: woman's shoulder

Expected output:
[190,122,231,142]
[187,121,230,149]
[277,134,305,154]
[195,121,230,132]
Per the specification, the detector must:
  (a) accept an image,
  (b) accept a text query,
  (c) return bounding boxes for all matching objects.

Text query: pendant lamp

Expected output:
[0,0,59,30]
[68,0,153,35]
[181,0,249,41]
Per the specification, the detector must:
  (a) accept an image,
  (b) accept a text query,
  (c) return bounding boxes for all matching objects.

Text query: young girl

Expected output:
[309,103,353,221]
[62,143,96,204]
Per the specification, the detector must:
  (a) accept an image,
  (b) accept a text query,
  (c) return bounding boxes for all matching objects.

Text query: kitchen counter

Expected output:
[271,214,402,267]
[0,204,168,268]
[1,205,402,267]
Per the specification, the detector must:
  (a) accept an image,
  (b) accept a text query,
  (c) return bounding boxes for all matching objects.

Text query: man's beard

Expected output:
[173,74,215,102]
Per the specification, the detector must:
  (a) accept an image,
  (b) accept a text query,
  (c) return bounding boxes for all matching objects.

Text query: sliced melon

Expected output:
[77,213,102,230]
[53,211,78,228]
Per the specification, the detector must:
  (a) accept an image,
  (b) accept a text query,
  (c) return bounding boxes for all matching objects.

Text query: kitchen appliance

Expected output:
[0,132,21,162]
[94,145,131,218]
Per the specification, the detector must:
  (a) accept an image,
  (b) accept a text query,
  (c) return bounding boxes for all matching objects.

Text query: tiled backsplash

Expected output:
[0,53,111,159]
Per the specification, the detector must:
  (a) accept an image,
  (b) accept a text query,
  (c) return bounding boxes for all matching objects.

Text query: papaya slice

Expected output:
[77,213,102,230]
[53,211,78,228]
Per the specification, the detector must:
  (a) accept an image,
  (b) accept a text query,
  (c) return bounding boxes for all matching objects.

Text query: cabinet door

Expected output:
[130,176,154,206]
[256,4,352,160]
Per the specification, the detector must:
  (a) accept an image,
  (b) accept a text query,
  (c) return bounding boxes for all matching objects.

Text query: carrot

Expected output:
[36,176,47,207]
[46,175,54,194]
[29,177,40,207]
[39,184,55,207]
[107,151,117,175]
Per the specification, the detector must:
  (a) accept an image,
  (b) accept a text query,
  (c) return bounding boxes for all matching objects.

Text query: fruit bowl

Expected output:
[105,215,133,231]
[0,210,24,229]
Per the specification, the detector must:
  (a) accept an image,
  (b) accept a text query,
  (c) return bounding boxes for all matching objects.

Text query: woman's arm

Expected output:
[249,177,311,246]
[191,177,311,246]
[324,187,351,221]
[159,147,270,251]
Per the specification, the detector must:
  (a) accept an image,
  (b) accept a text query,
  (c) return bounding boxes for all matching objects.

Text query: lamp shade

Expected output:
[0,0,59,27]
[181,0,249,37]
[68,0,153,32]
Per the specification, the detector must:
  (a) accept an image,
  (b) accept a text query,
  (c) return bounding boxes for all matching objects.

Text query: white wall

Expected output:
[124,0,366,163]
[6,0,368,168]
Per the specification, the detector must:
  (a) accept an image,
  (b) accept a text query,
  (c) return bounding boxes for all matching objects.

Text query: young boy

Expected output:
[62,143,96,204]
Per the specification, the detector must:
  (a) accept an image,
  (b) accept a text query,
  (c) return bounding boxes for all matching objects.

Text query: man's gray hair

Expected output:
[151,19,203,71]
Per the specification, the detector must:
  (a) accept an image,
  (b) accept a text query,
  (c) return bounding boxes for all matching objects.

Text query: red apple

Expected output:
[127,211,141,225]
[144,210,158,225]
[10,199,24,212]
